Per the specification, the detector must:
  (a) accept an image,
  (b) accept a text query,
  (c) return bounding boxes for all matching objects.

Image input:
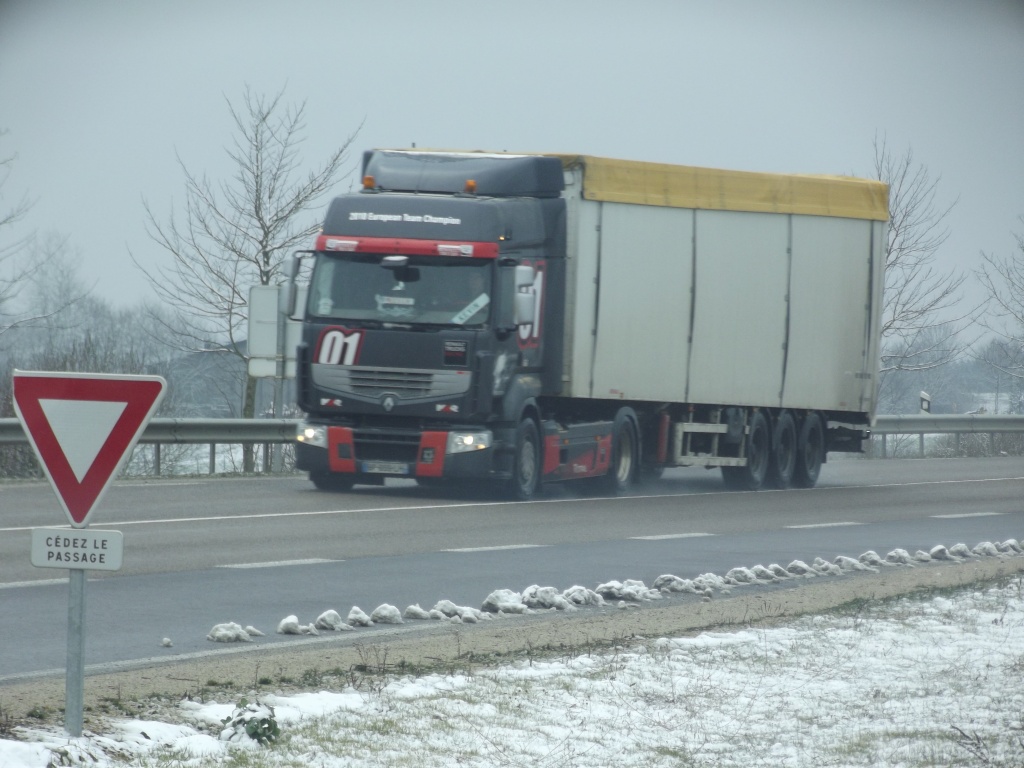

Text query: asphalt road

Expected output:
[1,456,1022,681]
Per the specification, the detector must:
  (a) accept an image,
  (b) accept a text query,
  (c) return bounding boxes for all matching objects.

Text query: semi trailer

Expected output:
[286,150,888,498]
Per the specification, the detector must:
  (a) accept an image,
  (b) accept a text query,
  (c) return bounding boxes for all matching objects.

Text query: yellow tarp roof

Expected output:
[553,154,889,221]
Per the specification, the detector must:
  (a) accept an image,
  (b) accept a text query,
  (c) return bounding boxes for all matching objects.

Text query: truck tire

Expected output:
[767,410,797,489]
[508,418,541,501]
[310,471,355,492]
[793,412,824,488]
[600,408,640,494]
[721,410,770,491]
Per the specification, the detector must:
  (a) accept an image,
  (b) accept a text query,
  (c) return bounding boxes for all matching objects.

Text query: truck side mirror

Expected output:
[514,264,534,290]
[515,291,536,326]
[514,264,536,326]
[284,251,315,317]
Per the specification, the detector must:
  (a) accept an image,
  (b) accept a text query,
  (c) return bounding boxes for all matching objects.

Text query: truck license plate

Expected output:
[362,461,410,475]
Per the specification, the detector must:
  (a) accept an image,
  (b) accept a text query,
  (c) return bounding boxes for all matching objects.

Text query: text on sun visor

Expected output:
[349,212,462,225]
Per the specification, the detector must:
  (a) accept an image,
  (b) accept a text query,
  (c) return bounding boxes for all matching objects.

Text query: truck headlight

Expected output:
[446,430,492,454]
[296,423,328,449]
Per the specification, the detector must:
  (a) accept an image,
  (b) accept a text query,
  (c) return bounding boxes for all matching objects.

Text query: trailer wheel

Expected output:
[793,412,824,488]
[767,411,797,489]
[508,418,541,501]
[310,471,355,492]
[721,410,770,491]
[601,408,640,494]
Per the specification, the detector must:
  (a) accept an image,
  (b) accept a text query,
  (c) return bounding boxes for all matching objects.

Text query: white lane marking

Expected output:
[0,500,520,533]
[218,558,342,569]
[443,544,548,553]
[786,522,861,529]
[631,533,715,540]
[134,499,520,521]
[931,512,1005,519]
[112,481,207,487]
[851,477,1024,488]
[2,474,1022,535]
[0,578,68,590]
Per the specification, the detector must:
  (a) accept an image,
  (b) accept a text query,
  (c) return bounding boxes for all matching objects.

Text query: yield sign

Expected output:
[12,371,166,527]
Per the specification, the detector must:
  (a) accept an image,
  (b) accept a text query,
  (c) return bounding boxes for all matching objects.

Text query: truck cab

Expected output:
[291,151,567,498]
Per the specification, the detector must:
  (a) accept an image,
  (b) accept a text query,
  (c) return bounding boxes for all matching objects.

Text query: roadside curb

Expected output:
[3,555,1022,723]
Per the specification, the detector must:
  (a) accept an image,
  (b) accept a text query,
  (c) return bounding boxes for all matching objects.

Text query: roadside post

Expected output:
[919,392,931,457]
[12,370,165,737]
[247,283,301,472]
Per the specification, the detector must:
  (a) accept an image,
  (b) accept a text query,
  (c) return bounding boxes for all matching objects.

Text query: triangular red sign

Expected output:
[12,371,166,528]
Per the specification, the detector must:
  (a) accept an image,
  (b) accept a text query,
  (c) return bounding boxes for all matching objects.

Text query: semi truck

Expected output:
[285,150,888,499]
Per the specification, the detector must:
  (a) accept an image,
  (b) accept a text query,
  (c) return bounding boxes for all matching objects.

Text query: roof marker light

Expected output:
[437,244,474,257]
[363,175,376,190]
[464,179,477,194]
[325,239,358,251]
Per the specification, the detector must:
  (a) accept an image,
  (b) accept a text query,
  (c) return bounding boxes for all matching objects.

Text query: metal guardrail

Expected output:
[871,414,1024,435]
[8,415,1022,442]
[1,415,1022,469]
[871,414,1024,459]
[0,418,300,445]
[0,418,301,475]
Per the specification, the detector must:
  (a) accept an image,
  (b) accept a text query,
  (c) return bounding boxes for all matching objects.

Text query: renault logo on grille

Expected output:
[381,394,397,412]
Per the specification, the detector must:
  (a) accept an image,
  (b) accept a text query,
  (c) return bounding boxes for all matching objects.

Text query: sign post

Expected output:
[248,284,302,471]
[12,370,165,736]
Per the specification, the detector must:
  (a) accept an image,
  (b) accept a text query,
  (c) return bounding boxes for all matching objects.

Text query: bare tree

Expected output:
[975,217,1024,393]
[976,218,1024,335]
[132,86,360,427]
[0,134,82,338]
[0,257,182,477]
[0,134,39,335]
[974,336,1024,414]
[873,136,977,381]
[875,325,964,414]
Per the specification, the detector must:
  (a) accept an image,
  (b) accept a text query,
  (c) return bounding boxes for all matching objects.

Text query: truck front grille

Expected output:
[348,368,433,397]
[352,429,422,462]
[312,365,472,404]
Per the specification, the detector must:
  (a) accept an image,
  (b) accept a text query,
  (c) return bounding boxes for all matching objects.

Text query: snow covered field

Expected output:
[3,545,1023,767]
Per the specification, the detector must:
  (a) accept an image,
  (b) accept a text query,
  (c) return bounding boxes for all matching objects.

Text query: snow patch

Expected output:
[277,615,318,635]
[315,610,353,631]
[206,622,254,643]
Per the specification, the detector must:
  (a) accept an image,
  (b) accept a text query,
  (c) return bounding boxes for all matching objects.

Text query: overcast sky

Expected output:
[1,1,1022,311]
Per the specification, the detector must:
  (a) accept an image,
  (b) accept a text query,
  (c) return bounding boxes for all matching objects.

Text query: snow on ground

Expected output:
[3,540,1024,767]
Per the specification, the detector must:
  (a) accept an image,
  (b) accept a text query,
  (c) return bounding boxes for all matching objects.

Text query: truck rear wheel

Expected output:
[721,410,770,491]
[600,408,639,494]
[767,410,797,489]
[508,418,541,501]
[793,412,824,488]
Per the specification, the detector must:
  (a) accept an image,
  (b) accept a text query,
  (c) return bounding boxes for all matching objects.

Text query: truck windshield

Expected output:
[307,253,491,327]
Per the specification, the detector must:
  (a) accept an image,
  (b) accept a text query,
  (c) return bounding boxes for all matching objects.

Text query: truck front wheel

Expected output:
[508,418,541,501]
